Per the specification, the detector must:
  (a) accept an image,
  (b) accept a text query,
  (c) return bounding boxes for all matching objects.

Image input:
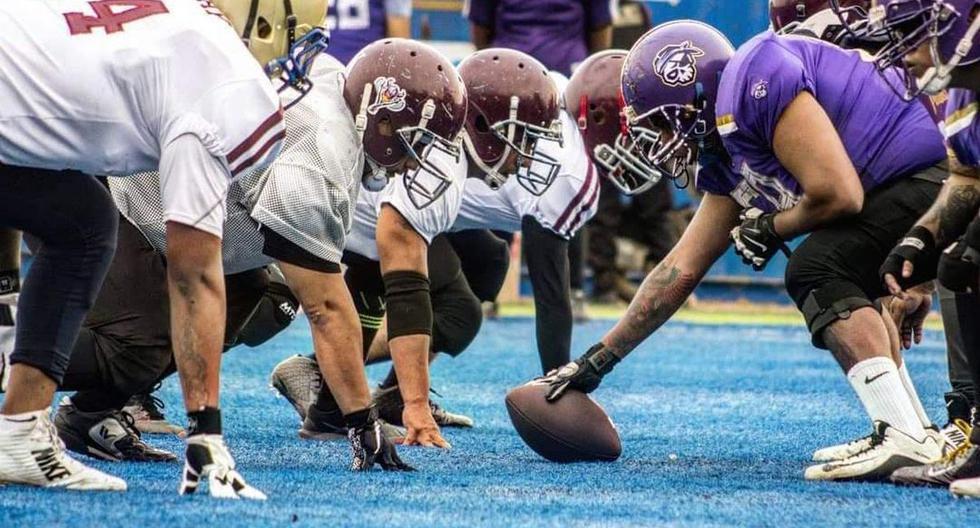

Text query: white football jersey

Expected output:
[0,0,282,178]
[346,150,467,261]
[452,111,600,239]
[109,54,362,274]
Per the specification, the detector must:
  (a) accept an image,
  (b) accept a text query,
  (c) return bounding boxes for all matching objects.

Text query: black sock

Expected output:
[0,268,18,295]
[343,406,376,429]
[380,367,399,389]
[187,407,221,436]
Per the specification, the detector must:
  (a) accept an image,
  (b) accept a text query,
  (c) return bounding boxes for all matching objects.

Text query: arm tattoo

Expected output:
[938,185,980,245]
[603,260,698,359]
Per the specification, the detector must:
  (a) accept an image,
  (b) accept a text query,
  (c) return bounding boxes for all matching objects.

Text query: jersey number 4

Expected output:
[64,0,169,35]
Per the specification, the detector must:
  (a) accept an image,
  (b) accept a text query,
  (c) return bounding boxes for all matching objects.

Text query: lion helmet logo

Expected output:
[367,77,407,115]
[653,41,705,88]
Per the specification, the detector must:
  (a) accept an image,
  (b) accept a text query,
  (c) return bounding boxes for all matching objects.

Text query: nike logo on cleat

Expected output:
[864,372,889,384]
[32,447,69,481]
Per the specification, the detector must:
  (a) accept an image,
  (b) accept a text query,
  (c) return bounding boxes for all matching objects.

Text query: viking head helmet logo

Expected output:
[367,77,407,115]
[653,41,705,88]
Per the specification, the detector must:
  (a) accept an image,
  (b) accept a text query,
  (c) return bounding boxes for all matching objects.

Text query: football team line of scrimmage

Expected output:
[5,0,980,516]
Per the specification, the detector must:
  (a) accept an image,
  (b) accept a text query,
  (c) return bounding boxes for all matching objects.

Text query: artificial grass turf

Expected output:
[1,317,976,527]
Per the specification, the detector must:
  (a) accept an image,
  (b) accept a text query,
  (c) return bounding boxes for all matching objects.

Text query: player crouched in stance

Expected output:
[271,48,572,431]
[271,39,467,448]
[847,0,980,496]
[0,0,293,495]
[541,19,949,482]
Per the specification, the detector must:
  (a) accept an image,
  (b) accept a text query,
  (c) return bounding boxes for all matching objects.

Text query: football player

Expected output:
[272,49,601,429]
[0,0,315,496]
[773,0,976,472]
[841,0,980,496]
[540,20,949,481]
[325,0,413,64]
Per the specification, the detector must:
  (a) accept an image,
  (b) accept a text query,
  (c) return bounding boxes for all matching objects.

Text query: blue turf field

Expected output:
[3,317,980,527]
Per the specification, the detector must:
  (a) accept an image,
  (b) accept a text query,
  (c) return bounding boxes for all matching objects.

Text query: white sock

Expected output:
[897,361,933,429]
[847,357,926,441]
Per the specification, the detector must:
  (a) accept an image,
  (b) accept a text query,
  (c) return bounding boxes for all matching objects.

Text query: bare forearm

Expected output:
[168,263,225,411]
[389,335,431,406]
[775,194,859,239]
[309,322,370,414]
[918,175,980,245]
[601,258,700,358]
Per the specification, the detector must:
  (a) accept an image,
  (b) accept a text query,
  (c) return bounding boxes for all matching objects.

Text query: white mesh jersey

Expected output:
[346,150,467,260]
[452,111,600,239]
[110,55,362,274]
[0,0,283,178]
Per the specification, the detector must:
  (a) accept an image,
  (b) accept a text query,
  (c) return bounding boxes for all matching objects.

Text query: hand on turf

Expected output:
[730,208,788,271]
[543,343,619,402]
[402,402,451,449]
[179,434,267,500]
[348,419,415,471]
[881,226,936,298]
[887,286,932,350]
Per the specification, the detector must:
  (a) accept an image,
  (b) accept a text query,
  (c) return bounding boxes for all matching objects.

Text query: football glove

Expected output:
[346,407,414,472]
[544,343,621,402]
[880,225,937,291]
[179,434,267,500]
[730,208,790,271]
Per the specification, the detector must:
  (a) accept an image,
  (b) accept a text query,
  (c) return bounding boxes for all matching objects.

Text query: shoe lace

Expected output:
[941,437,974,465]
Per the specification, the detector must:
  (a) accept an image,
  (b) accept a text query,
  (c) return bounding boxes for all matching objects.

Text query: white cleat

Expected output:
[812,431,875,462]
[0,408,126,491]
[179,434,266,500]
[951,476,980,498]
[804,421,942,482]
[269,355,321,421]
[0,293,16,393]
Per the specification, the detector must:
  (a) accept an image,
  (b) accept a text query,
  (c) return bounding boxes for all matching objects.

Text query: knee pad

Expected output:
[800,283,875,349]
[432,290,482,357]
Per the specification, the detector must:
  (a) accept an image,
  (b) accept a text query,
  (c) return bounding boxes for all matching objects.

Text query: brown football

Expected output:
[505,382,621,463]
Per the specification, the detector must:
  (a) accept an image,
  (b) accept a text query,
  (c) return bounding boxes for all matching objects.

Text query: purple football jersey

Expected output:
[467,0,614,75]
[945,88,980,167]
[325,0,387,64]
[700,32,945,213]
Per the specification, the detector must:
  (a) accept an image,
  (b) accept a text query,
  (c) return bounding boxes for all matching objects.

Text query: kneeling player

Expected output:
[542,20,948,481]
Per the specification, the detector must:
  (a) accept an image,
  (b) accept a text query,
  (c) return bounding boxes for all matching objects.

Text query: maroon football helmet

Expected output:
[565,49,659,195]
[769,0,866,32]
[457,49,563,196]
[344,38,467,208]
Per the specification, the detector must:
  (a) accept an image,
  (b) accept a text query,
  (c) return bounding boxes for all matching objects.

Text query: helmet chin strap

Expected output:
[353,82,372,141]
[919,7,980,94]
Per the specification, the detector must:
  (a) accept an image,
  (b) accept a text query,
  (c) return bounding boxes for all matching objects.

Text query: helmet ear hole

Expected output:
[256,17,272,39]
[474,114,492,134]
[593,109,607,126]
[377,117,394,137]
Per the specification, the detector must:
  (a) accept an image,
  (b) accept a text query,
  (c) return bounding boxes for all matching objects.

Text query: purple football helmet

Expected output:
[832,0,980,99]
[621,20,735,186]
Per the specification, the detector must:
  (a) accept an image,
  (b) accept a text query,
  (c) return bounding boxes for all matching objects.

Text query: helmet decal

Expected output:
[367,77,407,115]
[653,41,706,87]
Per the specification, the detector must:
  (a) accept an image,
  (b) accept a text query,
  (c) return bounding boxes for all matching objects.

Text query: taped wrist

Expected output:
[383,270,432,339]
[343,406,378,429]
[582,343,620,376]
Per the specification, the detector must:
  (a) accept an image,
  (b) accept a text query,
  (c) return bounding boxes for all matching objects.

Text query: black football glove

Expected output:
[730,208,790,271]
[345,407,414,472]
[543,343,621,402]
[880,225,937,291]
[938,219,980,293]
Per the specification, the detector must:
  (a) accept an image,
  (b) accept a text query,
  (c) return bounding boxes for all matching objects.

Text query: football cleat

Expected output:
[891,440,979,487]
[0,293,16,393]
[939,419,972,456]
[300,403,405,443]
[951,475,980,498]
[804,421,942,482]
[811,431,875,462]
[270,354,321,421]
[373,385,474,428]
[123,388,184,436]
[54,398,176,462]
[179,434,265,500]
[0,408,126,491]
